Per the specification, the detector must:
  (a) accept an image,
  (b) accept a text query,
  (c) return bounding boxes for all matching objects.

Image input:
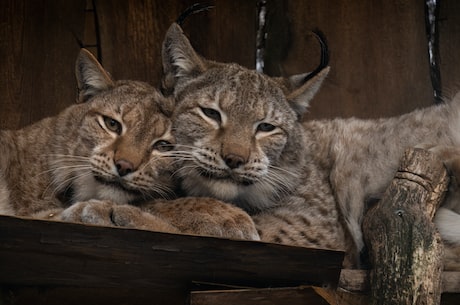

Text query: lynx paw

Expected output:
[149,197,260,241]
[60,200,179,233]
[110,204,179,233]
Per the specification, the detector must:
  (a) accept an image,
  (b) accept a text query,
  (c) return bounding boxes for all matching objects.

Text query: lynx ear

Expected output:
[272,66,329,117]
[75,49,114,103]
[161,23,207,94]
[285,66,330,116]
[275,29,330,117]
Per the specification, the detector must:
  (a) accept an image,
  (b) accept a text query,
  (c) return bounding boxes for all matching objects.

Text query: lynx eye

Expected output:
[153,140,174,152]
[103,116,122,135]
[257,122,276,132]
[200,107,222,124]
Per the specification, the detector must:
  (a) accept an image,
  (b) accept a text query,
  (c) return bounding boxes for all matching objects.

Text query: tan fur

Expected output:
[0,49,175,215]
[162,23,460,268]
[145,197,260,240]
[0,49,259,241]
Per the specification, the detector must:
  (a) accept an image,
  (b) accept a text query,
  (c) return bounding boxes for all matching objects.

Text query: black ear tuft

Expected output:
[303,29,330,83]
[273,30,330,118]
[176,3,214,26]
[286,66,330,117]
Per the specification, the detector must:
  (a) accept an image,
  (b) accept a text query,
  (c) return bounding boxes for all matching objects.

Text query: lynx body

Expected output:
[163,23,460,268]
[0,49,259,241]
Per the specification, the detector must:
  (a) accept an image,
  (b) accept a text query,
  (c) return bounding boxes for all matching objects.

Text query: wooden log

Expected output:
[363,148,449,305]
[337,269,460,294]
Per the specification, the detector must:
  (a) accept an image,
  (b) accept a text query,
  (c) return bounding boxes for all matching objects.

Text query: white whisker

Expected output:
[36,165,92,178]
[137,154,165,173]
[268,164,299,178]
[262,169,295,199]
[172,143,201,150]
[170,164,200,179]
[46,154,91,162]
[45,170,92,199]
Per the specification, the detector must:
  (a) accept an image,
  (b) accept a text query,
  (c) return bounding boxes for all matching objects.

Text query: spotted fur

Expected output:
[162,23,460,268]
[0,49,176,216]
[0,49,260,241]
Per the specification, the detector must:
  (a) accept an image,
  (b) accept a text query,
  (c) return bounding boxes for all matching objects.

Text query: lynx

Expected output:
[0,48,259,240]
[162,22,460,268]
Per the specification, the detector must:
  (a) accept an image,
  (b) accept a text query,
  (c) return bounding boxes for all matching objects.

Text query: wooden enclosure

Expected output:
[2,0,460,130]
[1,0,460,304]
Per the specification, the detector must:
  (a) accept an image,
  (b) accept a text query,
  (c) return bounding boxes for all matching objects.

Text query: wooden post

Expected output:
[363,148,449,305]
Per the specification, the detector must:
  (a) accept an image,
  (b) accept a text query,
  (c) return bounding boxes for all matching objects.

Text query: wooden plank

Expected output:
[183,0,258,69]
[314,269,460,305]
[264,0,434,119]
[0,0,453,127]
[1,286,185,305]
[0,215,344,304]
[313,286,368,305]
[2,278,458,305]
[0,0,86,129]
[190,286,329,305]
[439,0,460,99]
[188,270,460,305]
[95,0,187,84]
[95,0,257,86]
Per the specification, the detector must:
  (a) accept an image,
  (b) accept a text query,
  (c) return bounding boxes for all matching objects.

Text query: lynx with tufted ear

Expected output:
[162,22,330,118]
[163,22,460,269]
[75,49,115,103]
[0,47,260,242]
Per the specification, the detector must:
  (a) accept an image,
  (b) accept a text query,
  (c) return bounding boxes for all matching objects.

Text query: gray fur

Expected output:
[163,23,460,268]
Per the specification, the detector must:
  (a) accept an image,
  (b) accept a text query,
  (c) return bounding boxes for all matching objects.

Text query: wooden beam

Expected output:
[0,215,343,305]
[190,286,329,305]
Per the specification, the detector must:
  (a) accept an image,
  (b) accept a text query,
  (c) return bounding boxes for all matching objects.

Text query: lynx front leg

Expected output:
[330,168,367,258]
[58,200,179,233]
[144,197,260,241]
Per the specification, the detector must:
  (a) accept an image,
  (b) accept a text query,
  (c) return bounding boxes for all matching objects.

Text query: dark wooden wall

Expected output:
[1,0,459,130]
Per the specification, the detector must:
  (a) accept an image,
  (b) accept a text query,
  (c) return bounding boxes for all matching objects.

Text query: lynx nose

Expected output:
[224,154,246,169]
[115,159,134,176]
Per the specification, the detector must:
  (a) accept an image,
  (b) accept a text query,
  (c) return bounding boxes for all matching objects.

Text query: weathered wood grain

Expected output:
[0,0,86,129]
[363,148,449,305]
[0,215,343,304]
[190,286,329,305]
[2,0,460,128]
[95,0,257,87]
[264,0,434,119]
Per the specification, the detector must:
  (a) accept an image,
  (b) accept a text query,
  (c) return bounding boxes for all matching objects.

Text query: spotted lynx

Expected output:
[162,23,460,268]
[0,48,259,240]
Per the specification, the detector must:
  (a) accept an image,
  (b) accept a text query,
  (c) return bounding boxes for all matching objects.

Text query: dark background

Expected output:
[1,0,460,130]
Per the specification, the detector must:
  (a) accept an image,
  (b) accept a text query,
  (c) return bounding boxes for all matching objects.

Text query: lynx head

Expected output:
[162,23,329,211]
[50,49,176,205]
